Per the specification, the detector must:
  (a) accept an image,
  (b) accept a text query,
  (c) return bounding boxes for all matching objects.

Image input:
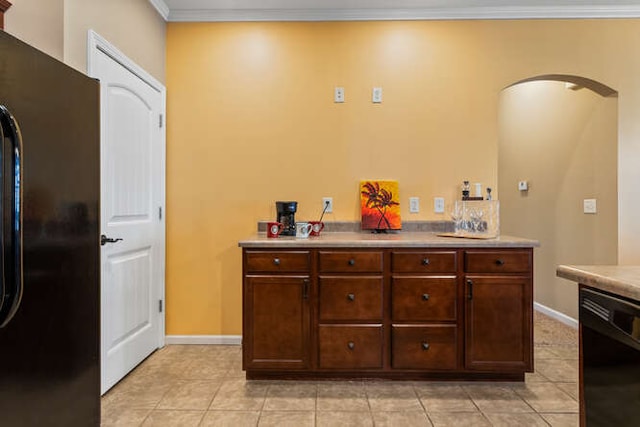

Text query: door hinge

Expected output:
[159,206,163,220]
[159,113,163,128]
[159,299,163,313]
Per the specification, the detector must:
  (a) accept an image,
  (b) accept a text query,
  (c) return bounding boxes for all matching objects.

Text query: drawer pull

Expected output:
[347,293,355,301]
[273,258,281,266]
[422,342,430,350]
[495,259,505,266]
[467,279,473,300]
[348,259,355,266]
[347,341,355,350]
[422,258,430,266]
[422,293,430,301]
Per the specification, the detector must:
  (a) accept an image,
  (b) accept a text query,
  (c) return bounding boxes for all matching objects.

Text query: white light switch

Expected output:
[434,197,445,213]
[518,181,528,191]
[334,87,344,103]
[583,199,597,214]
[372,87,382,103]
[409,197,419,213]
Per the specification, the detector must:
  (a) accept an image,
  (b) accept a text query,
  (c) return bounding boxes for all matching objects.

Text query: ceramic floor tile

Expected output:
[156,380,222,410]
[200,410,260,427]
[100,407,152,426]
[316,411,374,427]
[372,411,432,427]
[546,345,579,360]
[365,383,422,411]
[257,410,315,427]
[316,382,369,412]
[525,371,551,383]
[540,413,580,427]
[483,412,550,426]
[140,409,205,426]
[208,381,268,412]
[427,412,491,427]
[462,384,534,414]
[535,359,579,383]
[511,382,578,413]
[263,383,317,411]
[555,382,579,401]
[414,384,478,412]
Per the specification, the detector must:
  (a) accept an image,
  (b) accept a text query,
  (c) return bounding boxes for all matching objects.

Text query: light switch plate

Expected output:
[518,181,528,191]
[372,87,382,103]
[409,197,419,213]
[583,198,597,214]
[434,197,445,213]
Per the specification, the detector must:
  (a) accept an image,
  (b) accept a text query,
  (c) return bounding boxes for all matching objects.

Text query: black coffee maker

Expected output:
[276,201,297,236]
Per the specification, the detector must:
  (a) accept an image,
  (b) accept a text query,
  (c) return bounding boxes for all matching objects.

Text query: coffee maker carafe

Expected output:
[276,201,297,236]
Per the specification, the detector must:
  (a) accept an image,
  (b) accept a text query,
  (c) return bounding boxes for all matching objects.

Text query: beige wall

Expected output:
[64,0,165,81]
[499,81,618,319]
[167,20,640,335]
[5,0,64,60]
[4,0,165,82]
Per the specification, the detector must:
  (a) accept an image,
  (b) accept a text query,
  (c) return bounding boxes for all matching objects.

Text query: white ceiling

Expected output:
[151,0,640,21]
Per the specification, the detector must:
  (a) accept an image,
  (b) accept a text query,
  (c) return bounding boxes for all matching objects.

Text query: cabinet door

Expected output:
[465,275,533,372]
[243,276,310,370]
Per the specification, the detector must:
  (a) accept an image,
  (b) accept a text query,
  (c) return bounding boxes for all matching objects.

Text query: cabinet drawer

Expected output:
[391,276,457,321]
[465,250,531,273]
[319,277,383,321]
[391,251,457,273]
[392,325,457,370]
[318,251,383,273]
[319,325,383,369]
[245,251,310,273]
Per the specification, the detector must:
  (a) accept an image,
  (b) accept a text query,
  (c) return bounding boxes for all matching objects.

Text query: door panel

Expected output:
[91,39,165,394]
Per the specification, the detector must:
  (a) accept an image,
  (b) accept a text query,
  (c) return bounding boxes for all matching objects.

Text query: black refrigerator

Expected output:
[0,31,100,426]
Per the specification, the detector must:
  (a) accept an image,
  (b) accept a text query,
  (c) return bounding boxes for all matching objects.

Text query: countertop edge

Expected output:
[238,232,540,248]
[557,265,640,302]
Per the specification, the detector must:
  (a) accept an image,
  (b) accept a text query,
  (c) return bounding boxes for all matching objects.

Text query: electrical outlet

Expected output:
[409,197,420,213]
[322,197,333,213]
[434,197,445,213]
[334,87,344,103]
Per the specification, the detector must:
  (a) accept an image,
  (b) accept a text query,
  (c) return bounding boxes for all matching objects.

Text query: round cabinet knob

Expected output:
[347,341,355,350]
[422,293,430,301]
[273,258,281,266]
[347,293,355,301]
[495,259,505,266]
[422,342,430,350]
[422,258,430,266]
[348,259,355,266]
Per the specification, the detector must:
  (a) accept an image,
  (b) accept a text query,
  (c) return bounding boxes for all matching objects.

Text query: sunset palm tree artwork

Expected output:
[360,180,401,230]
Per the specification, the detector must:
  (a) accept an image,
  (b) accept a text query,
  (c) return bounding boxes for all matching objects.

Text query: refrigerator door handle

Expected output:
[0,105,24,328]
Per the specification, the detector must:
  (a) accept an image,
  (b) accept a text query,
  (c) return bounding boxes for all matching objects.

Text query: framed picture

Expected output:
[360,180,401,231]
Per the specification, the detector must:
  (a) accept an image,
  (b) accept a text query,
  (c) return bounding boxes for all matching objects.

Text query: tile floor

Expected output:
[101,311,579,426]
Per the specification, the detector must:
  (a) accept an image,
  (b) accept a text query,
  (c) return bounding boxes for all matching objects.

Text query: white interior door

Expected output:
[88,31,166,395]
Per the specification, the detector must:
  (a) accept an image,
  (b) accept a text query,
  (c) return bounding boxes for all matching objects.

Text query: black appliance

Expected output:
[0,31,100,426]
[580,287,640,427]
[276,201,297,236]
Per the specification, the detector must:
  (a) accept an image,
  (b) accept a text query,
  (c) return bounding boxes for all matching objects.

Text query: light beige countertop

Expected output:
[557,265,640,302]
[238,232,539,248]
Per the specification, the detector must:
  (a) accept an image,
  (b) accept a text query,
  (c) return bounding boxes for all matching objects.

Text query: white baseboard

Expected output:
[534,302,578,329]
[165,335,242,345]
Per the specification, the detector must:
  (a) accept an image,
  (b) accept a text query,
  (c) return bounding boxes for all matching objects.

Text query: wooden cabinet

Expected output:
[243,251,311,371]
[464,250,533,372]
[391,250,460,371]
[242,246,533,380]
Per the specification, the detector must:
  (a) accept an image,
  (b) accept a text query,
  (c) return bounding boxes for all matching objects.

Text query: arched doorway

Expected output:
[498,75,618,321]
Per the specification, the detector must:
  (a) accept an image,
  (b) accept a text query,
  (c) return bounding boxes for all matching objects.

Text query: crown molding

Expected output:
[149,0,169,21]
[167,5,640,22]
